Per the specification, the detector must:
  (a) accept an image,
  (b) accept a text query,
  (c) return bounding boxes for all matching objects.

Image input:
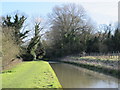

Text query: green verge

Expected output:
[1,61,62,88]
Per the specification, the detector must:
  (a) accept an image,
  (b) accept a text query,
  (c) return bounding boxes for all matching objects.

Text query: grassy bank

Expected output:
[2,61,62,88]
[74,56,119,61]
[51,55,120,79]
[58,60,120,79]
[69,56,119,70]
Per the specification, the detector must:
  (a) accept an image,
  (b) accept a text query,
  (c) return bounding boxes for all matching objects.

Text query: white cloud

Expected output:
[79,2,118,24]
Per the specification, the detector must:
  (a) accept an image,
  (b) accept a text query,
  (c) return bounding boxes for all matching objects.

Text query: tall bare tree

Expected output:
[46,3,94,57]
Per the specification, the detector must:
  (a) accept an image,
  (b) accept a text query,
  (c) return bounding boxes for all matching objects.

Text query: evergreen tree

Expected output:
[86,36,100,53]
[113,28,120,51]
[2,14,29,45]
[27,23,45,60]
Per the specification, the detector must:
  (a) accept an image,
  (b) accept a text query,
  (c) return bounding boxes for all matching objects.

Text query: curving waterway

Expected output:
[50,62,119,88]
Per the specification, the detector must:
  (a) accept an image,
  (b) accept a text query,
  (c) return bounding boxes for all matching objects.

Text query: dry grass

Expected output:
[2,27,20,69]
[79,56,120,61]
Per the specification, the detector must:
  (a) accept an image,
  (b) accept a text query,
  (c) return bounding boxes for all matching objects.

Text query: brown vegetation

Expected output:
[2,27,21,70]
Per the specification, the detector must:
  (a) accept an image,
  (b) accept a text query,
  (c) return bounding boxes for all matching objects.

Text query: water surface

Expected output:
[50,62,119,88]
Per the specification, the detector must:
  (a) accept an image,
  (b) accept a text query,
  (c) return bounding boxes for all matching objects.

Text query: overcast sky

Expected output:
[1,0,118,25]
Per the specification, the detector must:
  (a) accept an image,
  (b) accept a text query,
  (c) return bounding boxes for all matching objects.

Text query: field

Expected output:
[2,61,62,88]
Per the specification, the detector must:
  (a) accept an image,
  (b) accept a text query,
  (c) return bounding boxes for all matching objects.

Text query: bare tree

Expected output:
[46,3,94,57]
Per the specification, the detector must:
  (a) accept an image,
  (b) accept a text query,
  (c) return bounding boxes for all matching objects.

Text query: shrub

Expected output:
[2,27,20,68]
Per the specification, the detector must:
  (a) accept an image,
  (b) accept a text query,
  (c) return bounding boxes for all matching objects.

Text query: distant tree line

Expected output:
[1,3,120,60]
[44,4,120,58]
[86,27,120,53]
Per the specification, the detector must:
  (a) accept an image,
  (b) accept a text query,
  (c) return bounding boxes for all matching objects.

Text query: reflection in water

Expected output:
[50,63,119,88]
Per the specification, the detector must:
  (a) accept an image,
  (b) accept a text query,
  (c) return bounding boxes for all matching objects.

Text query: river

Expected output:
[50,62,119,88]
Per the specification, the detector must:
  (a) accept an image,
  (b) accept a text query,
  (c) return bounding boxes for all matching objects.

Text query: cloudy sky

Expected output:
[1,0,118,25]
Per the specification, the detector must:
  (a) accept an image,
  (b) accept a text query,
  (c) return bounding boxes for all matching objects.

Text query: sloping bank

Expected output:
[51,57,120,79]
[2,61,62,88]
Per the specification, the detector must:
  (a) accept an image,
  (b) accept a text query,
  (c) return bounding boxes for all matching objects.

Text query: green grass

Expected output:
[2,61,62,88]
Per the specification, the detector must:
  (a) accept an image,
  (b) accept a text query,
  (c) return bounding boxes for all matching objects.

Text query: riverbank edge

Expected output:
[47,60,120,79]
[2,61,62,88]
[46,61,62,88]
